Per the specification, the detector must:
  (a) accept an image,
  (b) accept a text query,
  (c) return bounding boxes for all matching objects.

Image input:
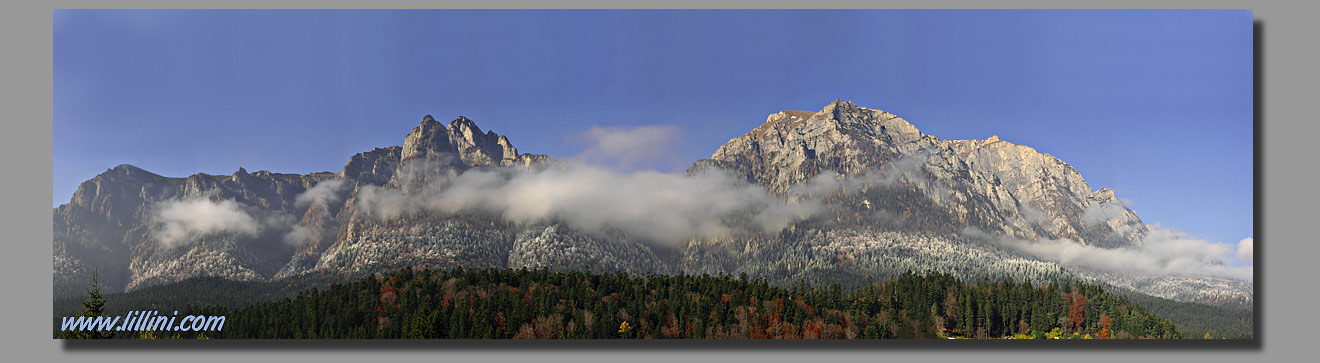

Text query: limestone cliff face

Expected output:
[693,101,939,191]
[692,100,1145,247]
[343,146,402,185]
[53,114,550,297]
[55,105,1148,300]
[53,164,338,296]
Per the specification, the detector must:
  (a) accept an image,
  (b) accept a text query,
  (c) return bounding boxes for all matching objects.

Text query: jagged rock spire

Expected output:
[399,114,545,168]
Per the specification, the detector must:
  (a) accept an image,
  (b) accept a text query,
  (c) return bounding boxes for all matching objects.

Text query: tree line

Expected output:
[196,267,1180,339]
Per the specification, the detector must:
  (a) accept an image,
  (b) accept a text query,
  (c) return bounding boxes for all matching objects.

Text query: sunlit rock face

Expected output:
[53,115,550,297]
[56,103,1243,307]
[694,100,1144,248]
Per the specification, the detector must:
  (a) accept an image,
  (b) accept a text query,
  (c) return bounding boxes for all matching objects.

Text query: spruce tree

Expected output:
[60,272,112,339]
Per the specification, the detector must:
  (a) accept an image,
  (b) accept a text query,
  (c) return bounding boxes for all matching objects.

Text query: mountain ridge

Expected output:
[693,99,1144,248]
[52,101,1248,309]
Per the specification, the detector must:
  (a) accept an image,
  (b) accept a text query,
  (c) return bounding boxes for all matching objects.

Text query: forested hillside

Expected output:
[1121,291,1253,339]
[200,268,1179,339]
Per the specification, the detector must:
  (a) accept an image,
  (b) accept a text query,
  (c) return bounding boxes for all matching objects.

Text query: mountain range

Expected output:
[53,100,1252,308]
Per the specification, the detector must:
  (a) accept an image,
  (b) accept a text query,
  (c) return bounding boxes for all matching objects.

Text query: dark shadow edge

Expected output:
[1251,18,1263,348]
[62,337,1260,351]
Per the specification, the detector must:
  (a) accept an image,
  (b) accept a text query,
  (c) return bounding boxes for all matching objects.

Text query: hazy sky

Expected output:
[53,10,1253,257]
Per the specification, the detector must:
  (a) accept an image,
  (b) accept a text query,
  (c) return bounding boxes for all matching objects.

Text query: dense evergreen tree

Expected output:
[204,268,1180,339]
[59,273,114,339]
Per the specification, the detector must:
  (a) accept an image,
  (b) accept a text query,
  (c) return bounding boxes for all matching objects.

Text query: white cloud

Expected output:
[282,224,316,248]
[295,179,346,209]
[285,180,348,249]
[356,184,416,220]
[1081,201,1130,226]
[788,150,936,198]
[1236,237,1253,263]
[1020,206,1052,226]
[152,197,261,247]
[353,160,820,245]
[571,125,684,172]
[976,226,1252,281]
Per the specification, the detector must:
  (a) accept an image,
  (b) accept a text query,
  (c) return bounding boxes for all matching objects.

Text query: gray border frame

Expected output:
[7,1,1310,362]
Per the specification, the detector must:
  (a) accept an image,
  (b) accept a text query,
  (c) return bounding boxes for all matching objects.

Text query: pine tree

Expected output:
[60,272,112,339]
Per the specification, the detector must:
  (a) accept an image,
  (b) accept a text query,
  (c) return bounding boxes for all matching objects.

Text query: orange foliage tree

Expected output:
[1098,315,1112,339]
[1068,294,1087,332]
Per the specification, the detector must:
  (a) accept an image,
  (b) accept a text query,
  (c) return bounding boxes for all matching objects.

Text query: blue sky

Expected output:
[53,10,1253,260]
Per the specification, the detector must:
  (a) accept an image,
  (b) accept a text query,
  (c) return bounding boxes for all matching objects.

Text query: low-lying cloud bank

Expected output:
[355,161,820,245]
[1081,200,1133,226]
[791,150,935,197]
[151,197,262,247]
[969,227,1253,281]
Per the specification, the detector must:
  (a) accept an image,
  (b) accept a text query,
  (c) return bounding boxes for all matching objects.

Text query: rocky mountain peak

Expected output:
[446,116,494,151]
[230,167,257,185]
[700,101,937,191]
[401,115,460,163]
[757,100,870,134]
[63,163,173,232]
[51,103,1239,308]
[85,164,164,189]
[447,115,480,132]
[79,164,163,190]
[413,115,446,136]
[110,163,147,174]
[695,100,1145,248]
[340,146,402,185]
[399,114,546,170]
[821,98,860,115]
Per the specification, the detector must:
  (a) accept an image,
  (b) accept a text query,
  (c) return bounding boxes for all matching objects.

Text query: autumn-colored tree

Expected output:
[530,314,564,338]
[931,303,946,337]
[1098,315,1112,339]
[184,267,1186,339]
[783,322,801,339]
[661,315,680,339]
[942,289,960,333]
[841,313,859,339]
[762,308,786,339]
[802,318,825,339]
[749,323,770,339]
[495,312,508,333]
[513,324,535,339]
[1068,294,1087,332]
